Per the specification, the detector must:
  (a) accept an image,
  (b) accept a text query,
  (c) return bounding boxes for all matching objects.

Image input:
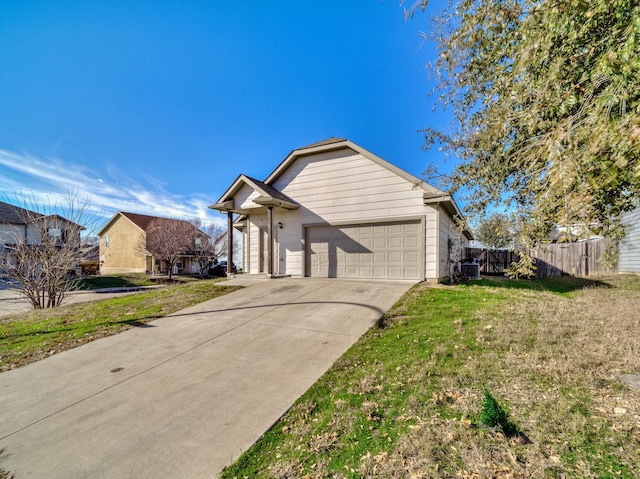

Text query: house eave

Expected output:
[423,193,474,240]
[253,196,299,210]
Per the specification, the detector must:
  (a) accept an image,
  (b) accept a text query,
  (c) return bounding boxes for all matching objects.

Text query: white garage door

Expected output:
[305,221,422,279]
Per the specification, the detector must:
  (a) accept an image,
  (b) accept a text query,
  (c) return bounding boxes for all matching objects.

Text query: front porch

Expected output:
[209,175,299,278]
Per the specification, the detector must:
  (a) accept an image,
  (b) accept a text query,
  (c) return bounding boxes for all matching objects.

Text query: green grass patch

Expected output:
[0,280,241,371]
[220,276,640,478]
[71,273,157,290]
[467,275,613,295]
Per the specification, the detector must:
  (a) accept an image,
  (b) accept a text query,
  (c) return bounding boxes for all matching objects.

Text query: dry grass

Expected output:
[221,275,640,479]
[370,276,640,478]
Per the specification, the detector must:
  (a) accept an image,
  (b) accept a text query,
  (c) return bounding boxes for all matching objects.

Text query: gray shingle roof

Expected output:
[0,201,43,224]
[297,137,347,150]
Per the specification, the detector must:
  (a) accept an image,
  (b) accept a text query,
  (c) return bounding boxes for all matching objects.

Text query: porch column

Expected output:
[227,211,233,276]
[267,206,274,276]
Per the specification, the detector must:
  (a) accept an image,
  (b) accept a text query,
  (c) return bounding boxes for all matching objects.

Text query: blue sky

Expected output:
[0,0,452,229]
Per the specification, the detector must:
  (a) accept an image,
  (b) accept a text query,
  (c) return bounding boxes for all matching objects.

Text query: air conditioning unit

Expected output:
[461,262,480,280]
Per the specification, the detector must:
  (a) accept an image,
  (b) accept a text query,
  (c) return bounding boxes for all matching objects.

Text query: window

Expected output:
[105,236,109,248]
[195,237,202,250]
[48,228,62,242]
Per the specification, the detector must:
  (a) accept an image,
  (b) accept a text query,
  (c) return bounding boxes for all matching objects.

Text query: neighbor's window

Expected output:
[48,228,62,241]
[105,236,109,248]
[195,237,202,250]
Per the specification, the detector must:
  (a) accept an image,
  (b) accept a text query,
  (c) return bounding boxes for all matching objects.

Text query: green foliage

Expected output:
[481,388,520,437]
[474,213,515,249]
[505,251,538,279]
[419,0,640,242]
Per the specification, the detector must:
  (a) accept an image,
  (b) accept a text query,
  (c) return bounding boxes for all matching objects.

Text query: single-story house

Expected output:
[98,211,207,275]
[619,206,640,273]
[209,138,472,282]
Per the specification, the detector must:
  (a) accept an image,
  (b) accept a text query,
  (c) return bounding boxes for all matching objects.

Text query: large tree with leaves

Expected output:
[417,0,640,244]
[474,212,515,249]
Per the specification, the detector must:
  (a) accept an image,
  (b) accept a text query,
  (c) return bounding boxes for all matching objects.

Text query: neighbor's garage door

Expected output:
[305,221,422,280]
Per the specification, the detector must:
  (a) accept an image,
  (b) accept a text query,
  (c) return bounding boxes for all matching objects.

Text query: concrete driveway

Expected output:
[0,277,415,478]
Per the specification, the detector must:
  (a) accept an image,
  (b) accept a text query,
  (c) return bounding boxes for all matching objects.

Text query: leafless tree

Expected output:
[0,192,101,309]
[188,218,226,277]
[143,217,198,280]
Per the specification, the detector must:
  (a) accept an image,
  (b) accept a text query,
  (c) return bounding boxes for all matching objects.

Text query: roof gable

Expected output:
[210,174,299,213]
[265,138,443,196]
[98,211,207,237]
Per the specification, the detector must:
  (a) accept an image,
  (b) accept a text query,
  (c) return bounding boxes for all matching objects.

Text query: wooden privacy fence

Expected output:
[467,238,617,278]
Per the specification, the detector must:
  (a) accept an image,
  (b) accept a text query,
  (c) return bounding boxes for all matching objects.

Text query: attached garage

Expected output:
[210,138,472,282]
[305,220,423,280]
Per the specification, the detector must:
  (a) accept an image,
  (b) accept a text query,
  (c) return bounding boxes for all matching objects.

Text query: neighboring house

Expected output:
[98,211,207,275]
[619,206,640,273]
[209,138,472,282]
[0,201,83,273]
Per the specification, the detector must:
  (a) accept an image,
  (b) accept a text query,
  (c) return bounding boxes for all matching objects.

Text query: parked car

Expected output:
[0,275,21,289]
[208,261,235,277]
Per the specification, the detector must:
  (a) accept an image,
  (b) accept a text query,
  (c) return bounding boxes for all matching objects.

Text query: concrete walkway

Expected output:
[0,277,415,478]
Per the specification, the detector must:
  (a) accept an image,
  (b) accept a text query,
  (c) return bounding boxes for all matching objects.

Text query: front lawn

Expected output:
[0,279,242,372]
[70,273,162,289]
[221,275,640,478]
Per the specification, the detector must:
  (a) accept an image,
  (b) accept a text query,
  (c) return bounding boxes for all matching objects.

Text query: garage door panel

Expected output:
[404,251,420,262]
[306,220,422,280]
[404,236,420,248]
[388,266,404,278]
[389,237,403,248]
[388,251,403,263]
[406,223,421,233]
[403,266,420,277]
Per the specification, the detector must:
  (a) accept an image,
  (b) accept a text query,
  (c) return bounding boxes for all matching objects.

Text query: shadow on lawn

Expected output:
[466,275,613,295]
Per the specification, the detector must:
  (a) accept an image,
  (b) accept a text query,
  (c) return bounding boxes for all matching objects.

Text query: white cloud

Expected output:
[0,148,225,228]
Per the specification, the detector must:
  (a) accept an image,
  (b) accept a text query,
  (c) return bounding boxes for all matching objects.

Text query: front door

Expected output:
[258,227,268,273]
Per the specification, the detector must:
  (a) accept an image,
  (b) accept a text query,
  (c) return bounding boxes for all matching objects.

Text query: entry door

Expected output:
[258,227,270,273]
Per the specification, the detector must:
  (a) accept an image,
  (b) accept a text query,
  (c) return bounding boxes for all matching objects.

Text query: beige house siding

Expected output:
[425,211,439,279]
[258,148,440,278]
[216,140,471,281]
[437,208,469,280]
[236,184,264,211]
[99,217,146,275]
